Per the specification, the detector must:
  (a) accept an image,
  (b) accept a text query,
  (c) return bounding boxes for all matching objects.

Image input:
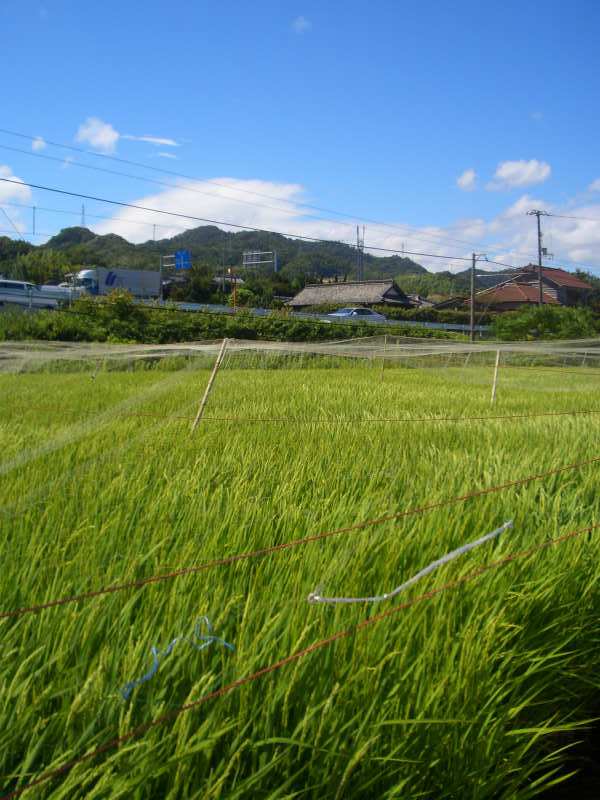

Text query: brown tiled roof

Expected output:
[517,266,592,290]
[475,282,559,305]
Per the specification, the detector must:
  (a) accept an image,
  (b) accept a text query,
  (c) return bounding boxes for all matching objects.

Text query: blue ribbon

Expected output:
[120,616,234,701]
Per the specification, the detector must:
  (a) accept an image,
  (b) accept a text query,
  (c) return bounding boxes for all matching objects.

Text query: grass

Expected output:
[2,354,600,799]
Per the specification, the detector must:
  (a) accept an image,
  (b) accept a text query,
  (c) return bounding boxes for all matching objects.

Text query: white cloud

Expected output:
[0,166,32,235]
[156,152,178,159]
[123,134,179,147]
[85,176,600,275]
[589,178,600,192]
[488,159,551,190]
[456,168,477,191]
[32,136,46,152]
[75,118,179,154]
[0,165,32,204]
[292,16,311,33]
[75,117,120,154]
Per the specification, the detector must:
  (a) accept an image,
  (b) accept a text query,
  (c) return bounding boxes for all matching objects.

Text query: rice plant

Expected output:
[2,354,600,799]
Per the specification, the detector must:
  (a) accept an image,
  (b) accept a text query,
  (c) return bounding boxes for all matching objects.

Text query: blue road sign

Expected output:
[175,250,192,270]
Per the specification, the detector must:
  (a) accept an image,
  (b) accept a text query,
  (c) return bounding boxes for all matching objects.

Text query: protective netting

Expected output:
[2,335,600,374]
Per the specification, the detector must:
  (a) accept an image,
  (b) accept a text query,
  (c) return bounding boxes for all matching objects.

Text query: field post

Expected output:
[582,351,587,367]
[380,334,387,381]
[191,337,229,432]
[490,349,500,404]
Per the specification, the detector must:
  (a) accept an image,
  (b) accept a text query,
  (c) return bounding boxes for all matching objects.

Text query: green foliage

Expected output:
[395,271,469,298]
[2,248,73,284]
[0,226,429,304]
[492,305,598,340]
[0,235,34,264]
[0,293,461,344]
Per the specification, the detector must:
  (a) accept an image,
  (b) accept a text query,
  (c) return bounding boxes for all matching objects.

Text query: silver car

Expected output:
[327,307,387,323]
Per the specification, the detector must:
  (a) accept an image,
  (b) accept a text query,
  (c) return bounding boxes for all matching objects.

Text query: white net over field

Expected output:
[2,335,600,373]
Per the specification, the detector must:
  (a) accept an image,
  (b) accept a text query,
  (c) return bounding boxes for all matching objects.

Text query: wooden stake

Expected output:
[380,334,387,381]
[191,338,228,432]
[490,349,500,404]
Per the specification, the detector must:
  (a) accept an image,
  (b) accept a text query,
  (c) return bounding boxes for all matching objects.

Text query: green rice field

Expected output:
[2,351,600,799]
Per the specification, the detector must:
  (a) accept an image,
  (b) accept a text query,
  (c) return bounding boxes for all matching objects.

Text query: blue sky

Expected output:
[1,0,600,271]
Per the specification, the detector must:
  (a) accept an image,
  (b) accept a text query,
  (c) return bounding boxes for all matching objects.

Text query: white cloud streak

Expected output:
[588,178,600,193]
[32,137,46,152]
[456,168,477,191]
[488,159,551,190]
[75,117,180,154]
[122,134,179,147]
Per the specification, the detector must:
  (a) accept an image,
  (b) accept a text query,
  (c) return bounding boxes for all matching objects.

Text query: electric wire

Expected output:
[0,127,527,255]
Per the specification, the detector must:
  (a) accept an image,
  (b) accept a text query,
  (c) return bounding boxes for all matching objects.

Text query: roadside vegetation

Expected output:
[491,305,598,340]
[0,293,462,344]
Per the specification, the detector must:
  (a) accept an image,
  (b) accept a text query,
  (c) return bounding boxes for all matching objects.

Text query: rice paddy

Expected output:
[2,346,600,799]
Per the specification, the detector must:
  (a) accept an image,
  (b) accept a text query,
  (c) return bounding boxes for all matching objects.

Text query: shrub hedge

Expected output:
[0,293,463,344]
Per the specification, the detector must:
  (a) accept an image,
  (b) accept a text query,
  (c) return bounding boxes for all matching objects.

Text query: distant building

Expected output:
[407,294,434,308]
[511,266,592,306]
[288,280,411,309]
[473,282,558,311]
[472,267,593,311]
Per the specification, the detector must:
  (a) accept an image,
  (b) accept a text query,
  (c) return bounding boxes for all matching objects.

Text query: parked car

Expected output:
[327,307,387,323]
[0,280,58,310]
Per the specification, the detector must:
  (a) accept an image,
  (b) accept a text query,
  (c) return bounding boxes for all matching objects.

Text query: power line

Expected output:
[547,212,600,223]
[0,207,22,237]
[0,142,356,234]
[0,199,194,235]
[0,127,538,257]
[0,176,516,266]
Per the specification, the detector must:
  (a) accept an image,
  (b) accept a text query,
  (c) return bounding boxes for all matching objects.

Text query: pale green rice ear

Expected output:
[2,344,599,799]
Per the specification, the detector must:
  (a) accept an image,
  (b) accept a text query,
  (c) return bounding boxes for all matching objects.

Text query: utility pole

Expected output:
[356,225,365,281]
[470,253,486,342]
[81,204,86,228]
[527,210,549,304]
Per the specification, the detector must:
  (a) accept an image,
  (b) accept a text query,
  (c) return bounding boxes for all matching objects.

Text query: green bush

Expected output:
[491,305,599,340]
[0,292,463,344]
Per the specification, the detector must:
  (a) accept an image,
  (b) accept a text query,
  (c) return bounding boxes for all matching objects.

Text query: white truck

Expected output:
[74,268,162,299]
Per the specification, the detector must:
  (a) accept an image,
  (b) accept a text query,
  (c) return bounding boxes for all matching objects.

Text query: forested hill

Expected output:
[0,225,426,286]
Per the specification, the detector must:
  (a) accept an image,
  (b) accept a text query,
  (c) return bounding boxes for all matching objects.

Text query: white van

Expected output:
[0,280,59,310]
